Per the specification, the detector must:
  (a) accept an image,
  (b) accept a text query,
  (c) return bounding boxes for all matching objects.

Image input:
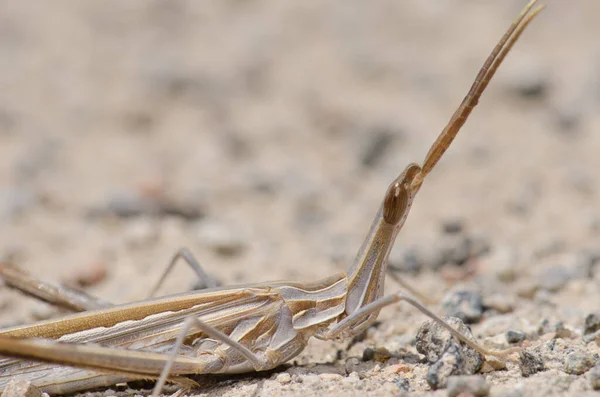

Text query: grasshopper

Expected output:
[0,1,544,395]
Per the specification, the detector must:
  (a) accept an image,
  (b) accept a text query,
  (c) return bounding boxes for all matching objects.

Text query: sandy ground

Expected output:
[0,0,599,396]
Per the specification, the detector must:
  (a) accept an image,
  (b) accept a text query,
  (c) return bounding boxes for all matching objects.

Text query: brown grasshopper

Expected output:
[0,1,544,395]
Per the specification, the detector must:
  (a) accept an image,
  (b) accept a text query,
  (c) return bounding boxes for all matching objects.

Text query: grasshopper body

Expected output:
[0,1,544,395]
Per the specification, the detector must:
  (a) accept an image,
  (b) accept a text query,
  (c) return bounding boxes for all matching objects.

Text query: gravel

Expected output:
[416,317,484,389]
[519,350,546,377]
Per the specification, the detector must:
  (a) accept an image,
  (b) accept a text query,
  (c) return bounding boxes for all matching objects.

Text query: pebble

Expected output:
[362,346,391,362]
[446,375,490,397]
[590,365,600,390]
[344,357,372,377]
[441,289,484,324]
[518,349,545,377]
[319,373,343,382]
[583,329,600,344]
[563,351,598,375]
[0,380,43,397]
[276,373,292,384]
[505,330,526,344]
[416,317,483,389]
[584,312,600,335]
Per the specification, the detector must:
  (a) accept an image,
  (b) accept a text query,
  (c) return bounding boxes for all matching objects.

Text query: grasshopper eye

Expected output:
[382,182,408,225]
[382,164,421,225]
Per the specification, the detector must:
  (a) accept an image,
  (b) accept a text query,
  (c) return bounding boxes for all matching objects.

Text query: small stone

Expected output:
[416,317,483,389]
[590,365,600,390]
[441,289,484,324]
[584,313,600,335]
[563,352,597,375]
[447,375,490,397]
[506,330,526,344]
[583,329,600,344]
[362,346,391,362]
[344,357,361,375]
[276,373,292,384]
[518,349,545,377]
[319,373,343,381]
[1,380,43,397]
[362,347,374,361]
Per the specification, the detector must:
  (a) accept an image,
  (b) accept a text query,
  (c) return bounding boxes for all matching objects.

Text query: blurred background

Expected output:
[0,0,598,339]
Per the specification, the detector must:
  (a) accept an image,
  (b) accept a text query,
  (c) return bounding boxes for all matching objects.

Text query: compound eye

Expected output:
[382,182,408,225]
[382,164,421,225]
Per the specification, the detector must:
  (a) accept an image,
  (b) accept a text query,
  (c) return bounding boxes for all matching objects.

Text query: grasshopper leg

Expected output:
[0,263,112,312]
[154,314,270,397]
[148,248,219,299]
[324,292,521,358]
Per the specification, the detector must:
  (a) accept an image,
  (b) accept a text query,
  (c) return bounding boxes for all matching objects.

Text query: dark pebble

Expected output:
[416,317,483,389]
[361,346,391,362]
[505,329,526,344]
[584,312,600,335]
[519,349,545,377]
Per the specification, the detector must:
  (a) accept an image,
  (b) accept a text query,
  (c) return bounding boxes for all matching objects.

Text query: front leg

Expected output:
[323,292,521,358]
